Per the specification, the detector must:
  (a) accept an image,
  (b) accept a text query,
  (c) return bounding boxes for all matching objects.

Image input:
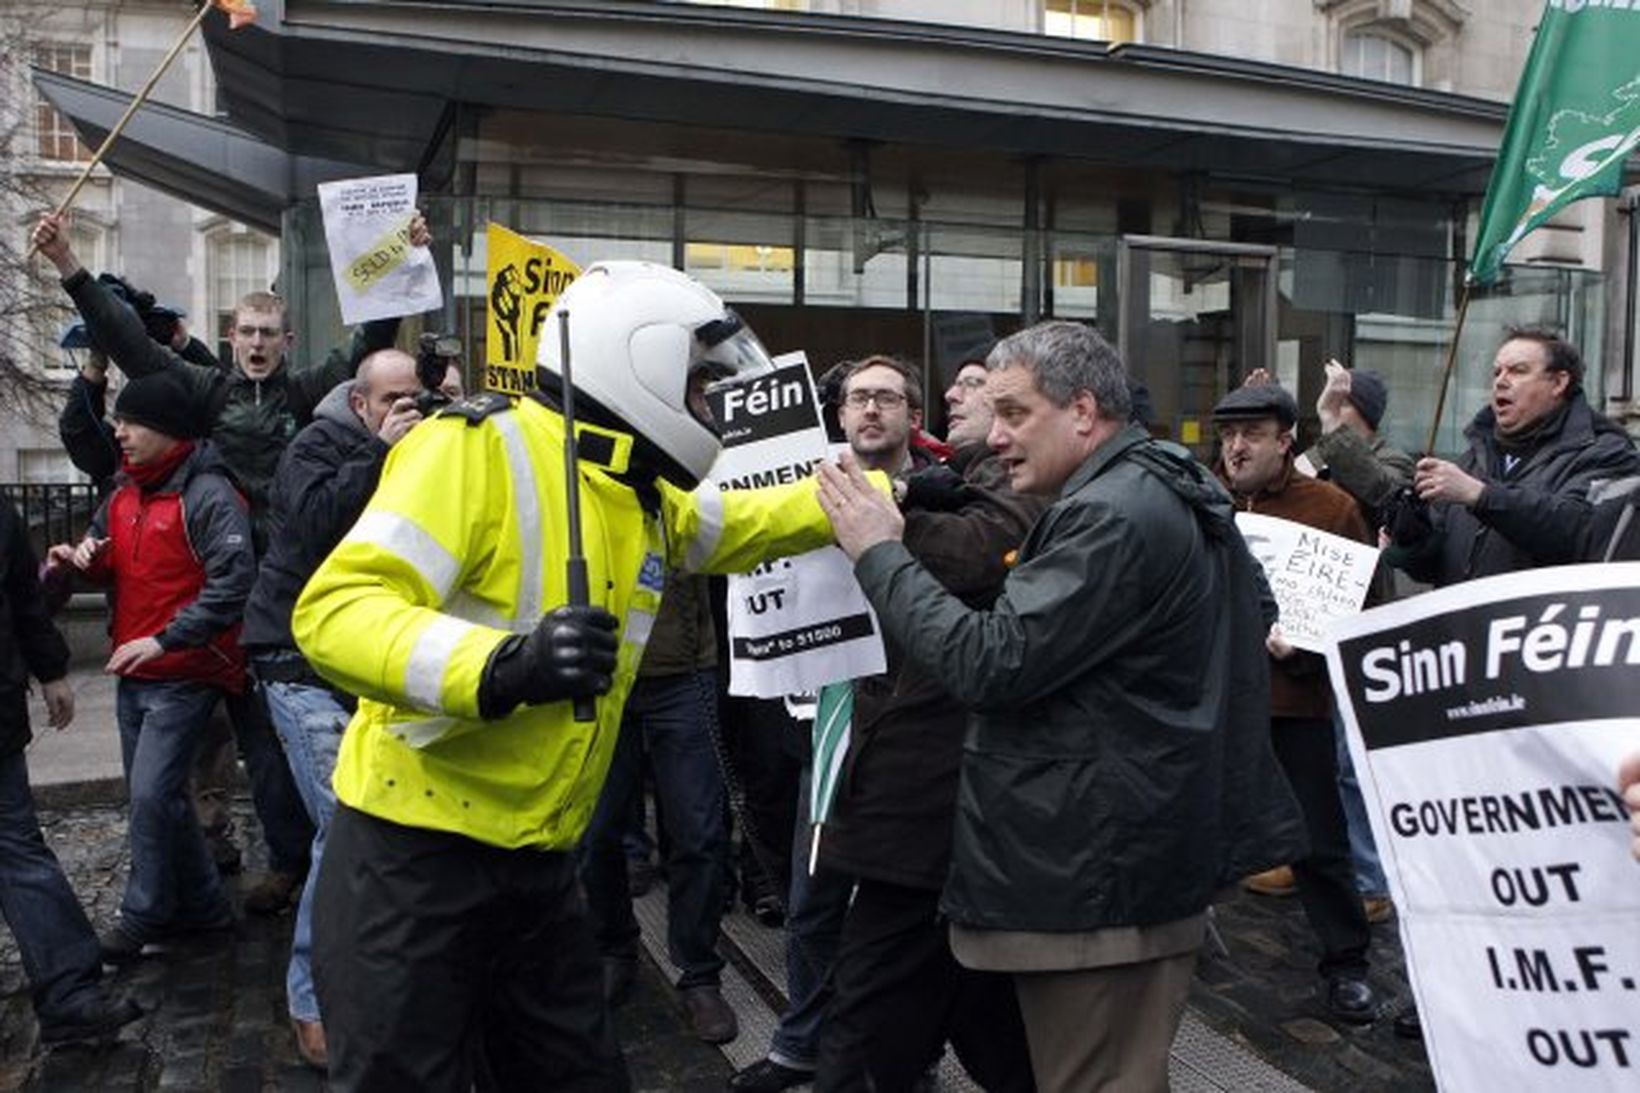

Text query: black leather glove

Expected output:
[141,308,180,348]
[1383,485,1433,548]
[900,464,966,512]
[97,272,156,314]
[477,605,620,719]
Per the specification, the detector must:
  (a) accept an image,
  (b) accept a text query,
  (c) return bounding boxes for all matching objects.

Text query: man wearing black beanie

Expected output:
[111,369,203,441]
[1298,361,1414,530]
[45,372,256,964]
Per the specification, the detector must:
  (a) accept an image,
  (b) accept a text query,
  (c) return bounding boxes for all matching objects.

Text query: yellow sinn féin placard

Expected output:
[484,223,580,394]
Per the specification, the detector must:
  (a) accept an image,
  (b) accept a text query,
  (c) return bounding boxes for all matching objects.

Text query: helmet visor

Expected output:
[689,310,775,431]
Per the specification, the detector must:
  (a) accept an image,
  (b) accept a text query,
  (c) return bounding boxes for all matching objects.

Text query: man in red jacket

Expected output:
[48,370,257,963]
[1212,382,1378,1026]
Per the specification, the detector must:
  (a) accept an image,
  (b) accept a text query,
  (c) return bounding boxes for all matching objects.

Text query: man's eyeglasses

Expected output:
[843,389,908,410]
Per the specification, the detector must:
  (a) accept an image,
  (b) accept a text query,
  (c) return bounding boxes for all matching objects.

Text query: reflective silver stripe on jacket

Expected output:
[624,608,656,648]
[493,410,547,626]
[685,483,725,572]
[404,615,475,712]
[344,511,460,601]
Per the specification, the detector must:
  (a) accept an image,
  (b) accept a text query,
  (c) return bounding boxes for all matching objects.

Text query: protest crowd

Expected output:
[1,183,1638,1093]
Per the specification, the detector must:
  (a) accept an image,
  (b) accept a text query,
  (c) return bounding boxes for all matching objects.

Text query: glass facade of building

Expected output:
[280,139,1607,461]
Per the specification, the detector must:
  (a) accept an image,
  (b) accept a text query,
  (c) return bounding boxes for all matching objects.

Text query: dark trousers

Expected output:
[0,747,104,1025]
[1270,716,1370,979]
[721,694,801,908]
[115,678,232,937]
[769,764,851,1069]
[816,879,1035,1093]
[227,685,314,874]
[314,805,629,1093]
[581,671,728,988]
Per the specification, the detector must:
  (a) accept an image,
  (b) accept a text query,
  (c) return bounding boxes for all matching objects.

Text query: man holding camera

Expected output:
[241,344,461,1069]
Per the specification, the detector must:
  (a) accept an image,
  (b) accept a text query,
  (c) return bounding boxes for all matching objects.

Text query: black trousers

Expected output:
[1271,716,1371,979]
[720,694,801,907]
[815,878,1035,1093]
[314,805,629,1093]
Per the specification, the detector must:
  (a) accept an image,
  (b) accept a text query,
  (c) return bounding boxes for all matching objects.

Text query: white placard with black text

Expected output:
[706,355,886,697]
[1327,563,1640,1092]
[316,173,442,325]
[1236,511,1378,654]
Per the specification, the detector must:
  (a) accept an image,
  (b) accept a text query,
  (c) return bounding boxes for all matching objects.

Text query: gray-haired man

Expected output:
[815,321,1304,1090]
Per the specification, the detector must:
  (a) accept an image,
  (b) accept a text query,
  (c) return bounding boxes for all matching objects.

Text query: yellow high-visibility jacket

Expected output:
[293,394,863,850]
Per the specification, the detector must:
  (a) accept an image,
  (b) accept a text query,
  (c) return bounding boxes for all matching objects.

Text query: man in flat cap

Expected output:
[1212,381,1380,1027]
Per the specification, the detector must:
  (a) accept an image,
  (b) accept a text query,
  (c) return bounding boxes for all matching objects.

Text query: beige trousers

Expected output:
[1011,950,1197,1093]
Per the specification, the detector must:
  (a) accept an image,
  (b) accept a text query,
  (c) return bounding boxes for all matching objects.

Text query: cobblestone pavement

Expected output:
[1,795,1440,1092]
[0,801,730,1092]
[1194,889,1435,1091]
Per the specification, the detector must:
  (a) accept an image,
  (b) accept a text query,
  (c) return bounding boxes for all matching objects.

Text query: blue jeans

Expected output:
[580,671,728,988]
[1333,710,1387,897]
[115,678,231,938]
[263,678,348,1023]
[0,746,105,1023]
[770,764,851,1069]
[225,686,314,875]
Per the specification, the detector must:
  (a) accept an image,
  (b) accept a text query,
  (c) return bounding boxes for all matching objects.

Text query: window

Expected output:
[206,228,277,349]
[684,242,795,273]
[1044,0,1139,44]
[18,450,82,485]
[34,45,93,161]
[1341,29,1416,85]
[682,0,808,10]
[1319,0,1463,88]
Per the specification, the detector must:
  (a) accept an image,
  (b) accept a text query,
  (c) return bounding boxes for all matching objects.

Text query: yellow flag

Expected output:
[483,223,580,395]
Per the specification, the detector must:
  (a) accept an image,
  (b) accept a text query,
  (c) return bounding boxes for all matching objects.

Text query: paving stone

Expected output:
[1190,889,1435,1091]
[0,799,738,1090]
[155,1050,208,1087]
[220,1064,264,1093]
[1281,1018,1341,1045]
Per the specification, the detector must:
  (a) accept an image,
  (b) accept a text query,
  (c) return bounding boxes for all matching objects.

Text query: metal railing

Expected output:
[1,482,100,559]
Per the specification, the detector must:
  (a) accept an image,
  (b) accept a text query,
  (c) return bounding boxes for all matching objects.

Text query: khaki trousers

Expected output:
[1012,950,1197,1093]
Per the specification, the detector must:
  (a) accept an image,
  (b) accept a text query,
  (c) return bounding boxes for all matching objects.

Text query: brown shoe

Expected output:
[1363,896,1395,924]
[292,1017,328,1070]
[243,869,304,915]
[680,984,738,1044]
[1242,865,1297,897]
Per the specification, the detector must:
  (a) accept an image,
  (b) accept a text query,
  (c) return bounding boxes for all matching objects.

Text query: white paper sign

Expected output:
[1236,511,1378,653]
[317,173,442,325]
[706,355,887,697]
[1327,564,1640,1092]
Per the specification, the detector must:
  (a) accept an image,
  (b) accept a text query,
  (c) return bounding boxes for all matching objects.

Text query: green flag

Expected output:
[1468,1,1640,285]
[810,681,852,827]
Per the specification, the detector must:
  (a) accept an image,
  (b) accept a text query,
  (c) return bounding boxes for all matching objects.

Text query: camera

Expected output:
[415,333,462,416]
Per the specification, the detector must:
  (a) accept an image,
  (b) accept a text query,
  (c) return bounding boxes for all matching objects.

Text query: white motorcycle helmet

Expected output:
[537,261,774,487]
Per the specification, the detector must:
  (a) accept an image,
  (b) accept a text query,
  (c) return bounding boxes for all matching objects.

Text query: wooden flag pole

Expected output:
[27,1,216,259]
[1422,283,1475,457]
